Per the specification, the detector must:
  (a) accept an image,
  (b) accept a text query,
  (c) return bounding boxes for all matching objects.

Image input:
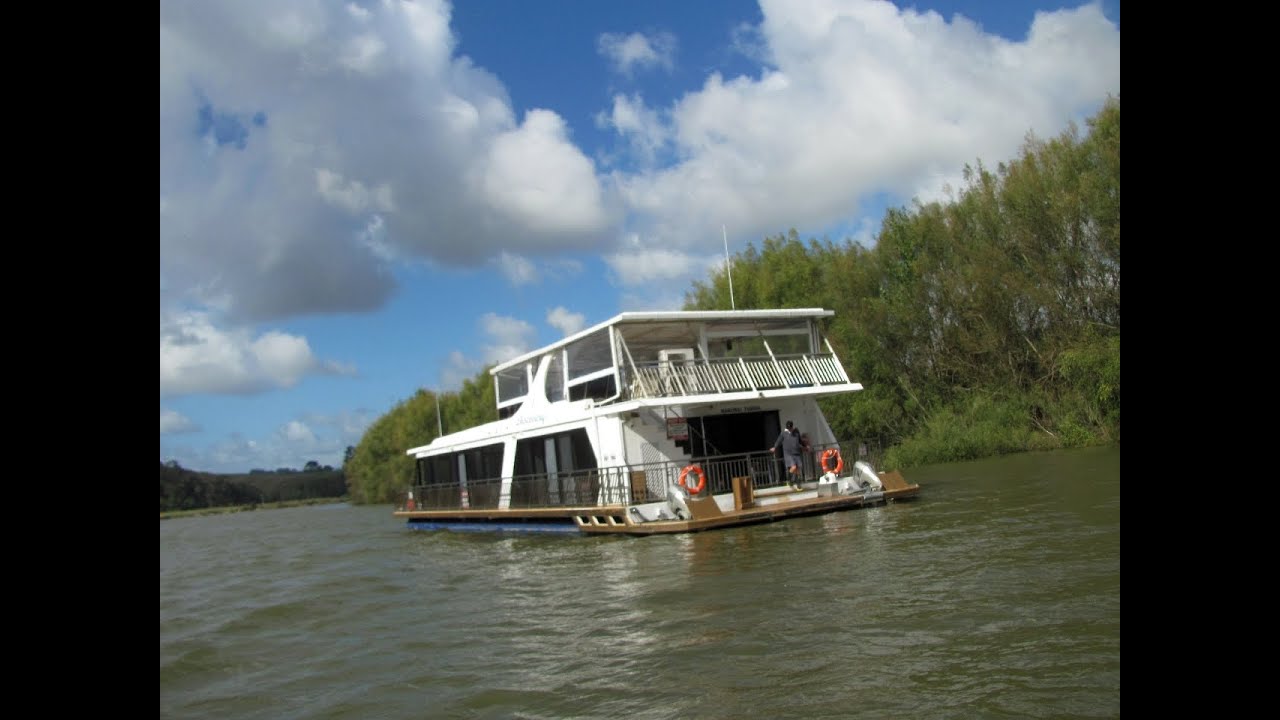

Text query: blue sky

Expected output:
[160,0,1121,473]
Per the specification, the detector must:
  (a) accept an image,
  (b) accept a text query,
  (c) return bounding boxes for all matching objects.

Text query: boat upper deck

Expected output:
[490,308,859,415]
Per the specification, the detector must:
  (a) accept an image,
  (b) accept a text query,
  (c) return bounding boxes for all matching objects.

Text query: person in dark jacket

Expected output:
[770,420,804,491]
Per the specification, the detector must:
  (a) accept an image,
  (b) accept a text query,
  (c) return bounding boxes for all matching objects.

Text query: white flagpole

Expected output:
[436,391,443,436]
[723,224,735,310]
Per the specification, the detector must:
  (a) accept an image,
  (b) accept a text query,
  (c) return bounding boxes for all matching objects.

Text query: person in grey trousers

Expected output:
[770,420,804,491]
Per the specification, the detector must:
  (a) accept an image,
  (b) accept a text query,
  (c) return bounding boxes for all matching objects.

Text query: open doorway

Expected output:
[687,410,780,458]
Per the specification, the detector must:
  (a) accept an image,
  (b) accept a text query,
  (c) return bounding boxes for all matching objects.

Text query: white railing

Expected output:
[629,354,848,399]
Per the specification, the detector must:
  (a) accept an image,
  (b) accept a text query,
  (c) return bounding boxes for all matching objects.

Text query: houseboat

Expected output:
[394,308,919,535]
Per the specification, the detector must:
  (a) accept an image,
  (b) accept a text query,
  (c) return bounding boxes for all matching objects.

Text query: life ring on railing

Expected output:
[678,464,706,494]
[820,448,844,474]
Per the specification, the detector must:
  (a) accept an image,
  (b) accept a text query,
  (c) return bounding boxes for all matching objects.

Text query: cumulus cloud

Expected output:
[495,252,538,285]
[605,245,711,286]
[160,408,199,434]
[547,306,586,336]
[160,310,349,397]
[598,31,677,76]
[597,93,670,167]
[161,0,614,324]
[608,0,1120,253]
[480,312,537,365]
[282,420,317,443]
[481,110,611,234]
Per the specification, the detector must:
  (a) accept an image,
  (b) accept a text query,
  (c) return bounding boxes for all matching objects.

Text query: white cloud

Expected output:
[481,109,611,235]
[495,252,538,285]
[546,306,586,336]
[603,245,731,312]
[160,310,345,397]
[160,0,613,324]
[160,408,199,434]
[609,0,1120,253]
[605,245,705,286]
[598,31,677,76]
[597,93,669,166]
[282,419,317,443]
[316,169,395,214]
[479,312,536,365]
[340,33,386,73]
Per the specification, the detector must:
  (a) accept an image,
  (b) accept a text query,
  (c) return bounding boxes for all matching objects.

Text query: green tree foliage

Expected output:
[343,379,498,504]
[688,98,1120,460]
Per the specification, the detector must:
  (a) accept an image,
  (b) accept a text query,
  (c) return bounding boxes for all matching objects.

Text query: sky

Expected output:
[159,0,1121,473]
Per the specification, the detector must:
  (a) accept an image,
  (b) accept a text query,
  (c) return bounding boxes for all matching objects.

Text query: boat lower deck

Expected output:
[395,471,920,536]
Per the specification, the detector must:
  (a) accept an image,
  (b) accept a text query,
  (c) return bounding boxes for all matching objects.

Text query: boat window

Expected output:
[767,334,810,356]
[498,402,522,419]
[417,443,502,487]
[496,365,529,405]
[546,353,565,403]
[462,443,504,482]
[419,453,458,486]
[568,373,617,401]
[709,336,767,358]
[565,329,613,380]
[514,428,597,476]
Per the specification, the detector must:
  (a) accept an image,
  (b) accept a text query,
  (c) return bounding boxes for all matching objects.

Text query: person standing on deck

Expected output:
[770,420,804,491]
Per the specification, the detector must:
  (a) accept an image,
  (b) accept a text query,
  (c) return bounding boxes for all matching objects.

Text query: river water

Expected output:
[160,445,1120,719]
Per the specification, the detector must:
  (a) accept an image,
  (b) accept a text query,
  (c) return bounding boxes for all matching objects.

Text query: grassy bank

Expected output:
[160,496,349,520]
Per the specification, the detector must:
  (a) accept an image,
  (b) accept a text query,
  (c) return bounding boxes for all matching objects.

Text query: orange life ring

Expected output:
[678,464,706,494]
[821,448,843,474]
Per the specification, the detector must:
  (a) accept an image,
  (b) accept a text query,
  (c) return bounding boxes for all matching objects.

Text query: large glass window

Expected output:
[513,428,597,475]
[568,373,617,401]
[511,428,599,507]
[496,365,529,405]
[425,454,457,485]
[546,353,565,403]
[462,443,504,482]
[565,329,612,380]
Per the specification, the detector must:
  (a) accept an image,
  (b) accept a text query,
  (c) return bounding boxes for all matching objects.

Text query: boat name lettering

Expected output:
[718,405,761,414]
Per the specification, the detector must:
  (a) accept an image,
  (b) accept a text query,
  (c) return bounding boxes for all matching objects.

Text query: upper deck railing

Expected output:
[628,352,849,399]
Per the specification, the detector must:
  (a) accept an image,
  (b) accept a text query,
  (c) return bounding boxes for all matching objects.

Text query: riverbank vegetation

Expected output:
[338,99,1120,504]
[160,461,348,513]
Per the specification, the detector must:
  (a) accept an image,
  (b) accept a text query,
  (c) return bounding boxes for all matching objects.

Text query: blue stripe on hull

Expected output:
[406,520,583,534]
